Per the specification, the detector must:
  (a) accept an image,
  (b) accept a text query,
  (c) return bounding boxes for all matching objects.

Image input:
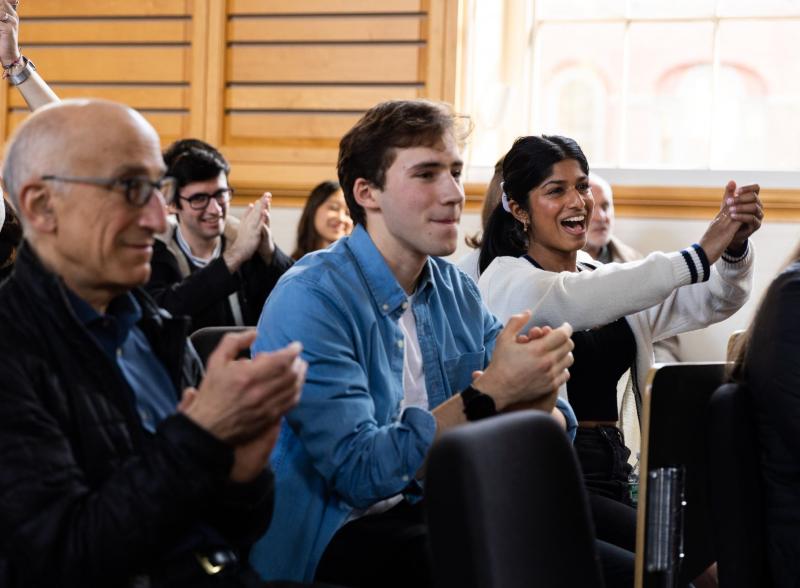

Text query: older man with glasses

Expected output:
[146,139,293,332]
[0,99,337,588]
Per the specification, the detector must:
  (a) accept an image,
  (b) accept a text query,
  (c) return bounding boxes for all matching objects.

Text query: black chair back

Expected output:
[707,382,771,588]
[189,326,251,367]
[636,362,726,588]
[426,412,603,588]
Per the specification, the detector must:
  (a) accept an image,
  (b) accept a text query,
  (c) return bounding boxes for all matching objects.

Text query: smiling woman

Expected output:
[476,133,762,576]
[291,180,352,260]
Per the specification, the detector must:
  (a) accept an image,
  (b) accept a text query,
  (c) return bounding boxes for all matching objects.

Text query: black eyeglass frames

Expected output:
[40,174,177,207]
[178,187,234,210]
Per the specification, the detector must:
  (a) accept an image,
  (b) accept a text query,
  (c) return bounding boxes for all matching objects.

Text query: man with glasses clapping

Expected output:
[147,139,294,332]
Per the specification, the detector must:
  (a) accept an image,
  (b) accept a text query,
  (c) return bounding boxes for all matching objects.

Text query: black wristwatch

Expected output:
[461,385,497,421]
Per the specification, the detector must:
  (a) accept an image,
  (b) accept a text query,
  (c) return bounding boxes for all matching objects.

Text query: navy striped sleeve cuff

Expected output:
[722,241,750,264]
[680,244,710,284]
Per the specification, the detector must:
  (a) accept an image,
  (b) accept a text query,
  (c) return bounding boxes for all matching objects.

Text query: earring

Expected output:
[522,219,529,233]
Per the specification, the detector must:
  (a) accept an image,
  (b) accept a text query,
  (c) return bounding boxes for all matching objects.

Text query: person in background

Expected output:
[582,173,681,362]
[147,139,293,332]
[731,241,800,588]
[455,155,504,282]
[291,180,353,260]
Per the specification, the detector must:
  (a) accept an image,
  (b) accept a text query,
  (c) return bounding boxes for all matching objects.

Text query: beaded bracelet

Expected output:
[2,54,21,70]
[1,54,22,79]
[3,53,25,80]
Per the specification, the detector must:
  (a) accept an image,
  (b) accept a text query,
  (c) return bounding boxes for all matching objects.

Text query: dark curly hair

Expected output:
[162,139,230,208]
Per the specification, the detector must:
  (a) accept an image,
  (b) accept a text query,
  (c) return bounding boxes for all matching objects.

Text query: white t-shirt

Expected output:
[398,294,428,411]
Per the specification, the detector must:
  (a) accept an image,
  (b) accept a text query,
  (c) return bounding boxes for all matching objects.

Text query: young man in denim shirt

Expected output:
[251,100,577,587]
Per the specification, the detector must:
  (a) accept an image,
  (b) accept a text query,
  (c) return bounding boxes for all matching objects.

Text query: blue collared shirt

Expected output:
[66,290,176,432]
[249,225,577,582]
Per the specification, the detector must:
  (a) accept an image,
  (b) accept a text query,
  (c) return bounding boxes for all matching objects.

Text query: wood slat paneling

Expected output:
[228,45,421,83]
[230,161,339,190]
[221,145,340,164]
[27,47,191,83]
[226,112,361,141]
[23,0,191,17]
[226,85,420,111]
[228,15,423,42]
[9,85,189,109]
[3,0,460,213]
[229,0,423,15]
[22,20,191,44]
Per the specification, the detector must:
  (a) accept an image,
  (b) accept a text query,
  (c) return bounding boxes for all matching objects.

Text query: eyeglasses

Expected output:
[41,174,177,207]
[178,187,234,210]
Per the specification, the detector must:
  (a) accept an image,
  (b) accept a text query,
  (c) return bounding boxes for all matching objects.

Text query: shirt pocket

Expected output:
[443,349,486,394]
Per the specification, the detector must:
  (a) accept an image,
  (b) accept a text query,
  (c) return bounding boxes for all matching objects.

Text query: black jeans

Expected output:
[574,425,634,506]
[575,426,637,587]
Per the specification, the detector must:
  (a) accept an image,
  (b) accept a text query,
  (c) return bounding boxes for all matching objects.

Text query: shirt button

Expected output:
[402,474,410,482]
[397,339,404,349]
[382,304,389,311]
[116,348,123,357]
[401,301,409,310]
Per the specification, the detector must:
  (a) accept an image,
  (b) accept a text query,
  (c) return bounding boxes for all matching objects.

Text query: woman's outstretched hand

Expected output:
[699,181,762,263]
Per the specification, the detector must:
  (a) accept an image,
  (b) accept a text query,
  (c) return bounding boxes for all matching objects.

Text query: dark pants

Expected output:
[315,493,633,588]
[315,500,432,588]
[575,426,638,587]
[148,556,339,588]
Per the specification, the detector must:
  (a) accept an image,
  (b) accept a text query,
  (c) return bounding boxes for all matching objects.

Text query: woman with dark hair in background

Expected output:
[455,155,505,282]
[291,180,352,260]
[477,134,761,575]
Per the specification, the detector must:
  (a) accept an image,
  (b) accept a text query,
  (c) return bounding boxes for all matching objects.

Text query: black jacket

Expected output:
[0,243,274,587]
[147,224,293,332]
[746,260,800,588]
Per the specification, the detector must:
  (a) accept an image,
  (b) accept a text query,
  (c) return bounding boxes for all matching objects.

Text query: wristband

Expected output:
[461,385,497,421]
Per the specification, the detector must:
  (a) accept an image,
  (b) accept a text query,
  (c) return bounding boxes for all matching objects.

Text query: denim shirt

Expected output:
[249,225,577,582]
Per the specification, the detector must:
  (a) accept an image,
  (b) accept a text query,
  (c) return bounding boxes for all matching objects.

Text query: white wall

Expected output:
[247,205,798,362]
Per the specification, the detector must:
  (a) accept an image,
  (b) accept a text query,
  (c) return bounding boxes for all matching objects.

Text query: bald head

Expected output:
[1,99,169,311]
[585,172,615,255]
[3,99,160,216]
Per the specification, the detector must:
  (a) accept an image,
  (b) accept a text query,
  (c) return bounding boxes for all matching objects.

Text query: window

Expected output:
[460,0,800,178]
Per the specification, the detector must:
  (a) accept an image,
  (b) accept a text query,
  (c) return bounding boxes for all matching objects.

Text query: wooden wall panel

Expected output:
[9,86,190,110]
[226,86,421,111]
[229,0,424,14]
[226,112,361,142]
[27,47,191,83]
[228,16,424,43]
[23,20,192,44]
[6,2,199,146]
[228,46,421,84]
[218,0,460,199]
[2,0,460,205]
[23,1,192,17]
